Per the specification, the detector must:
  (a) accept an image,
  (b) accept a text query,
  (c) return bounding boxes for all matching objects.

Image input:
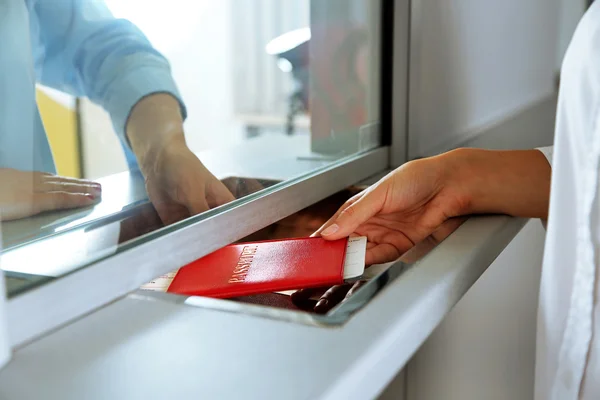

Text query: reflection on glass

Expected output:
[2,178,280,298]
[1,0,382,296]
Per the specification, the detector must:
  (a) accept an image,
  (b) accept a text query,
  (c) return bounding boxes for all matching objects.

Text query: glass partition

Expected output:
[1,0,388,300]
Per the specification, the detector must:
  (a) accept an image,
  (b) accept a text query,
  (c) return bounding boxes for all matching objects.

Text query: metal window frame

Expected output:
[390,0,411,167]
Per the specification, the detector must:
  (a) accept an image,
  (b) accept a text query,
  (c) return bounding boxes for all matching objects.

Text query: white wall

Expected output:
[378,1,566,398]
[556,0,587,68]
[409,0,560,158]
[378,368,406,400]
[407,221,546,400]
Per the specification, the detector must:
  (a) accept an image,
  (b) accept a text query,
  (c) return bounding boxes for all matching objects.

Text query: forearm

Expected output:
[126,93,186,171]
[443,148,552,219]
[124,94,234,223]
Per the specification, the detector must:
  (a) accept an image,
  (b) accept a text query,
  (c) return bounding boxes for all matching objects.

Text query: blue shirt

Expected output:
[0,0,185,173]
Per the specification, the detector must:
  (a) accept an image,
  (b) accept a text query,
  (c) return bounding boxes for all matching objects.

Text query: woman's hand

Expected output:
[298,148,551,313]
[294,216,467,313]
[313,152,468,265]
[314,148,552,265]
[126,94,235,225]
[0,169,101,221]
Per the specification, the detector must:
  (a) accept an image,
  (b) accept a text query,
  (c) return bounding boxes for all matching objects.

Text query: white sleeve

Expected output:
[536,146,553,230]
[537,146,554,167]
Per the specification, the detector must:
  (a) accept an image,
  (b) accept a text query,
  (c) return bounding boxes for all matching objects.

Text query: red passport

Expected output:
[166,237,366,299]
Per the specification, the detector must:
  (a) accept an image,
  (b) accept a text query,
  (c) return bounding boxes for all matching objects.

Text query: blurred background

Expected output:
[38,0,313,179]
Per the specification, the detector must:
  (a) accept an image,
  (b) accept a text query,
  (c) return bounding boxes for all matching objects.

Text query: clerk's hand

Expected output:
[127,93,235,225]
[142,140,235,225]
[292,281,366,314]
[0,169,101,221]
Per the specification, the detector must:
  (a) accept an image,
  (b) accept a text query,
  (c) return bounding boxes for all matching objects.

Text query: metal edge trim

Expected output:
[390,0,411,167]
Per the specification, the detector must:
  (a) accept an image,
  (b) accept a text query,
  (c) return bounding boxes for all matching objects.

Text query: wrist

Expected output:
[126,93,186,172]
[440,147,551,219]
[439,148,494,216]
[433,148,480,216]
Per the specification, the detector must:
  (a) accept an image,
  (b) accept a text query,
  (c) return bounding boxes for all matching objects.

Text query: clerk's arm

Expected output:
[31,0,234,224]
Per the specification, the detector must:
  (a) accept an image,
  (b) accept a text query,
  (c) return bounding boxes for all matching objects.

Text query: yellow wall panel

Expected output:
[36,90,81,178]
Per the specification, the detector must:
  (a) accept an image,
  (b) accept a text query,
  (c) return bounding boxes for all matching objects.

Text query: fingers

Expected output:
[430,217,467,244]
[40,181,102,196]
[313,281,366,314]
[176,174,235,217]
[32,191,97,215]
[319,188,385,240]
[206,180,236,209]
[147,184,190,226]
[38,174,100,187]
[399,217,468,263]
[118,204,164,243]
[226,178,266,199]
[314,284,352,314]
[365,243,405,266]
[290,288,322,310]
[160,204,189,226]
[34,173,102,196]
[312,192,365,238]
[28,174,101,216]
[291,281,367,314]
[346,280,366,297]
[182,193,210,217]
[147,176,208,224]
[0,170,102,221]
[363,219,466,266]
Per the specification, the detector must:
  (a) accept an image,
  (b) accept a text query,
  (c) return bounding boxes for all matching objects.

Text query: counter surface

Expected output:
[0,215,526,400]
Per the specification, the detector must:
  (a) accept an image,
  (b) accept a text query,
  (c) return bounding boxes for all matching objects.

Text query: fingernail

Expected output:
[321,224,339,236]
[86,193,96,200]
[314,299,329,313]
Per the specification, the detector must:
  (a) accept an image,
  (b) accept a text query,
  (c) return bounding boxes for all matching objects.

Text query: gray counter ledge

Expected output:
[0,215,526,400]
